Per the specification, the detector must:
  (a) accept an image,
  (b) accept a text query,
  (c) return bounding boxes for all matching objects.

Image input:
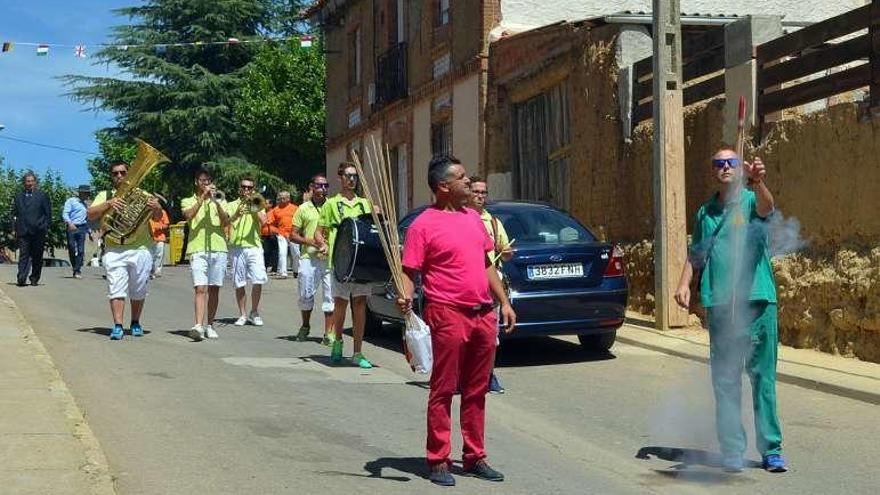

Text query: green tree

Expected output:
[234,38,326,186]
[62,0,276,169]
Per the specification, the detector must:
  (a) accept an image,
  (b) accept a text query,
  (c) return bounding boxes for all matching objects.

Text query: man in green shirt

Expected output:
[675,148,786,473]
[469,176,513,394]
[290,173,334,343]
[87,160,164,340]
[225,176,269,327]
[182,167,231,341]
[315,163,374,368]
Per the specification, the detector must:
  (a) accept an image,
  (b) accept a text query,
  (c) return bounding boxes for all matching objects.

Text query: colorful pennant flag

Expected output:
[74,44,86,58]
[36,44,49,56]
[227,37,240,45]
[300,35,313,48]
[1,41,12,53]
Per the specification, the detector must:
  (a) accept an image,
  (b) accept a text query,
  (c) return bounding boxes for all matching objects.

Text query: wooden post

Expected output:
[651,0,689,329]
[871,0,880,117]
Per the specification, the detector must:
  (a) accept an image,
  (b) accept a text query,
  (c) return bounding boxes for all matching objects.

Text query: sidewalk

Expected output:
[0,286,116,495]
[620,311,880,405]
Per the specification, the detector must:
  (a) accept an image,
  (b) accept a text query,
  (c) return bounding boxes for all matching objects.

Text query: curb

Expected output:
[619,318,880,406]
[0,287,118,495]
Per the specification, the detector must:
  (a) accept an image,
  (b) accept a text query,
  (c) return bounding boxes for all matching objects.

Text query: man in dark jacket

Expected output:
[12,171,51,286]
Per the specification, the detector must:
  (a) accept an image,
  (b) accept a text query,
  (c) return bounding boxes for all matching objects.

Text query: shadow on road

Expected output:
[166,330,203,342]
[76,326,153,337]
[275,335,324,344]
[636,446,761,476]
[362,456,426,482]
[495,337,616,368]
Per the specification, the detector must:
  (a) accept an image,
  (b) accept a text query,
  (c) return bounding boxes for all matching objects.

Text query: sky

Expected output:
[0,0,131,186]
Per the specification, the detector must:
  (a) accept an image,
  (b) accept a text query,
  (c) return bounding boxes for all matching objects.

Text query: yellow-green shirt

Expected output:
[480,209,510,266]
[319,193,372,267]
[92,190,153,250]
[225,199,262,249]
[181,195,228,256]
[293,200,325,260]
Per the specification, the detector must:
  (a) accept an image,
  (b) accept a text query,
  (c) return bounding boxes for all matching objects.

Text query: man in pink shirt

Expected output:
[398,155,516,487]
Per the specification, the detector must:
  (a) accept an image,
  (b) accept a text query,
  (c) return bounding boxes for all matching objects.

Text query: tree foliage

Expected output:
[234,38,326,186]
[0,159,74,255]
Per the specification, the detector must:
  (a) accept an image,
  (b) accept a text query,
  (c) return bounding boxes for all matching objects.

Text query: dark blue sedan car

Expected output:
[365,201,628,351]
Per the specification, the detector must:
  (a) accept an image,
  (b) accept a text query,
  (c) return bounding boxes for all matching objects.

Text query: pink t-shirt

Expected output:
[402,206,494,309]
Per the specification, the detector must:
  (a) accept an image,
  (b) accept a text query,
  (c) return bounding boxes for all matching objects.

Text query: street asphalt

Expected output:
[2,264,878,495]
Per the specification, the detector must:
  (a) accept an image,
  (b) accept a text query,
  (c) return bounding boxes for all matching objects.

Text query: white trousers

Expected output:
[231,247,268,288]
[151,241,165,275]
[276,235,301,276]
[103,248,152,300]
[298,257,334,313]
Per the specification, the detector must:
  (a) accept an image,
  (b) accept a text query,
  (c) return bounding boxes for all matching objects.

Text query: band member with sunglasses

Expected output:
[315,163,374,368]
[87,161,163,340]
[674,149,786,473]
[290,173,334,343]
[226,177,269,327]
[182,167,231,341]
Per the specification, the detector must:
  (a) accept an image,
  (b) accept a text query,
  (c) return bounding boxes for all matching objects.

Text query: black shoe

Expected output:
[29,280,39,286]
[465,461,504,482]
[429,465,455,486]
[16,280,27,287]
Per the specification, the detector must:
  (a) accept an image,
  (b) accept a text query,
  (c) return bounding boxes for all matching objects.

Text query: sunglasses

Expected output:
[240,185,254,190]
[111,170,127,176]
[712,158,740,169]
[342,173,359,180]
[312,183,329,189]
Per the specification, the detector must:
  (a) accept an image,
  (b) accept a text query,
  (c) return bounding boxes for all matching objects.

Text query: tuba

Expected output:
[101,139,171,244]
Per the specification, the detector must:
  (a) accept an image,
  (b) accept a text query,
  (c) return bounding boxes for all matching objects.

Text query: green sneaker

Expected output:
[296,326,310,342]
[321,333,334,347]
[351,352,373,369]
[331,339,343,363]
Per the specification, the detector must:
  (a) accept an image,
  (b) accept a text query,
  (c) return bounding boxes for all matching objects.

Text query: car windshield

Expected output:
[490,205,595,245]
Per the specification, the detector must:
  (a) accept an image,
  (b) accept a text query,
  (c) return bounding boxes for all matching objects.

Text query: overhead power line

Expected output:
[0,134,98,156]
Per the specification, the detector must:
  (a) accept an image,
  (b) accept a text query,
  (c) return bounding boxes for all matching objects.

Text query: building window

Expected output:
[432,52,451,80]
[512,81,572,209]
[437,0,450,26]
[431,121,452,158]
[348,27,362,87]
[348,107,362,128]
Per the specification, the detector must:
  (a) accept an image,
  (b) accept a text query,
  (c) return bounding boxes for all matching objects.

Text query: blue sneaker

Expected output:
[110,325,124,340]
[722,455,744,473]
[762,454,788,473]
[131,322,144,337]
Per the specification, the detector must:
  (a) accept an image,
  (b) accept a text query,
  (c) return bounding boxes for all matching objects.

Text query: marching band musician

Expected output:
[315,163,374,368]
[225,176,269,327]
[87,160,164,340]
[181,167,231,341]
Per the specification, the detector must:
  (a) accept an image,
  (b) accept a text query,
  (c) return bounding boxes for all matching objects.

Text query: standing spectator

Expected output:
[149,202,170,278]
[62,184,93,279]
[12,171,51,287]
[268,191,299,279]
[261,198,278,273]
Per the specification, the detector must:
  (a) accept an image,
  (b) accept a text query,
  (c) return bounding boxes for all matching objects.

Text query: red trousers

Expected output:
[424,303,498,469]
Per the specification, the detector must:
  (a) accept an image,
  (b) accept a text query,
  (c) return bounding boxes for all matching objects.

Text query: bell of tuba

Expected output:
[101,139,171,244]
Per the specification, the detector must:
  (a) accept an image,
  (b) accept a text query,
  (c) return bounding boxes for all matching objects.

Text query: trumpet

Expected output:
[237,192,267,215]
[211,188,226,201]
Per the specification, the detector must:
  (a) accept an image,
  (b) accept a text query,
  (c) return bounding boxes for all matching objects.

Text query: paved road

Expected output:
[4,265,879,494]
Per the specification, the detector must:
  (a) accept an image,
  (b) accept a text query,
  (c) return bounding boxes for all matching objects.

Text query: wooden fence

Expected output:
[631,28,727,127]
[757,1,878,136]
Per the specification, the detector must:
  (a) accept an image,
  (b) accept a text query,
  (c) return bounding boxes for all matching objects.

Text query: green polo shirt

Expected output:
[293,200,326,260]
[691,189,776,307]
[92,190,153,250]
[225,199,262,249]
[319,193,371,267]
[181,195,228,256]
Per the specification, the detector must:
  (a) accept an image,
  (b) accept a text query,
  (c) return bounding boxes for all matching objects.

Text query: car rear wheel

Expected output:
[578,330,616,352]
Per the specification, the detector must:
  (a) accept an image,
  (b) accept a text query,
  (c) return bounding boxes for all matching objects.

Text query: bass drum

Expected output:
[333,215,391,284]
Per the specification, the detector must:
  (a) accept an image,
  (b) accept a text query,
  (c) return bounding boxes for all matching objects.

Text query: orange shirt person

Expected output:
[149,208,170,277]
[268,191,299,278]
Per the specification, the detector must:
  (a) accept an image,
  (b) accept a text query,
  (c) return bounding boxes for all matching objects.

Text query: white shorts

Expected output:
[231,247,268,288]
[190,251,228,287]
[332,279,373,299]
[298,257,334,313]
[103,248,152,300]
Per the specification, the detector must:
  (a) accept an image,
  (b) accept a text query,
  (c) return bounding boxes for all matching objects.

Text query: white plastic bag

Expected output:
[403,313,433,374]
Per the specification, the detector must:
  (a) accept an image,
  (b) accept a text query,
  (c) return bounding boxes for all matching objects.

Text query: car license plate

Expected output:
[527,263,584,280]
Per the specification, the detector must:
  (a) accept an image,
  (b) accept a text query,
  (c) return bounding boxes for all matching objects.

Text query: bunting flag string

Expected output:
[0,35,317,58]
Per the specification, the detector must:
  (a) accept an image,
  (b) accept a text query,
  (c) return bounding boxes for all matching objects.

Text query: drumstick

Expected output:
[490,238,516,265]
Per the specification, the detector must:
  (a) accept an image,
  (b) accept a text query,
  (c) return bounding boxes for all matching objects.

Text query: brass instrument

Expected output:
[211,188,226,202]
[101,139,171,244]
[245,193,267,213]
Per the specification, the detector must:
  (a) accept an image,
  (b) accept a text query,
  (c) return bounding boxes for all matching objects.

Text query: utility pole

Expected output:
[651,0,689,330]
